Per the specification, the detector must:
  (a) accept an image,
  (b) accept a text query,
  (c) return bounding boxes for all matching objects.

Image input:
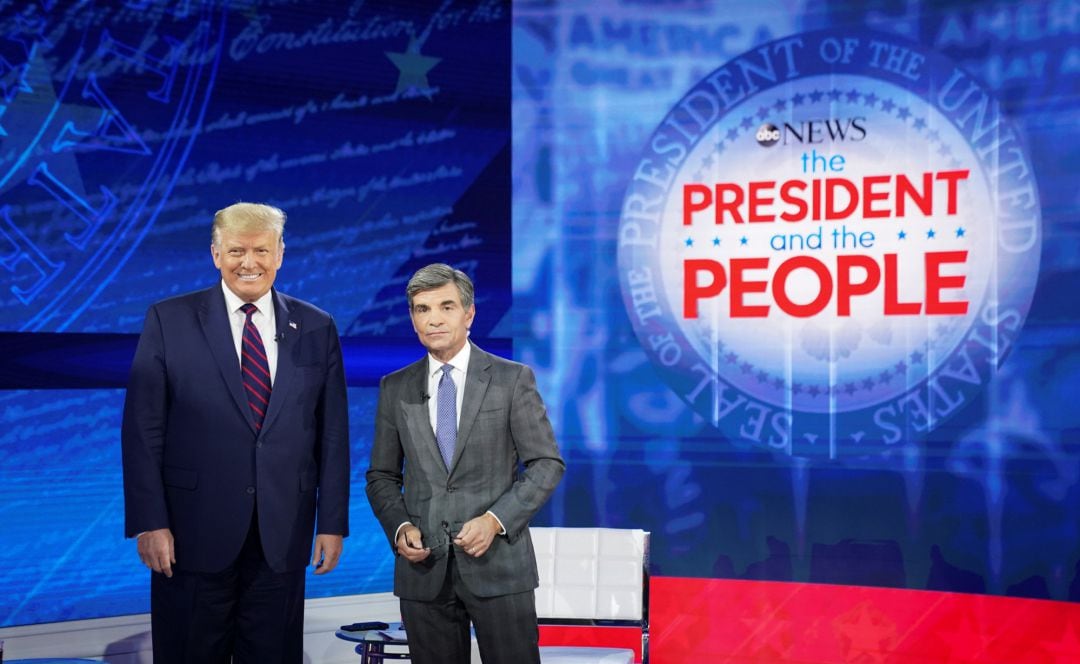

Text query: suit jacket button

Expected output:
[447,486,456,493]
[441,521,449,529]
[256,441,263,448]
[246,486,255,495]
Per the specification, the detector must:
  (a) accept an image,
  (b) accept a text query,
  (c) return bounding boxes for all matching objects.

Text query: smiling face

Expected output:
[211,229,284,302]
[410,282,476,362]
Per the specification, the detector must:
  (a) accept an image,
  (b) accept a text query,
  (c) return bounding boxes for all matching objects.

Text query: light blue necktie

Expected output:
[436,364,457,469]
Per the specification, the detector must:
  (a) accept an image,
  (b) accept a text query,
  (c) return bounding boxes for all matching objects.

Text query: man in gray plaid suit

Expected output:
[366,263,565,664]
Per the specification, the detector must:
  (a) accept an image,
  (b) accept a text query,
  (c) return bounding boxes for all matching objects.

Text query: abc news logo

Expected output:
[756,117,867,147]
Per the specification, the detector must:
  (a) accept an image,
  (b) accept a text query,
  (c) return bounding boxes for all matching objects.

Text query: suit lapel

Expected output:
[199,285,257,433]
[260,289,294,433]
[402,360,448,475]
[449,343,491,475]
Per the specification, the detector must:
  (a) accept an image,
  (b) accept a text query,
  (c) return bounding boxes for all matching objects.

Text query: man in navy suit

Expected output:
[367,264,564,663]
[122,202,350,663]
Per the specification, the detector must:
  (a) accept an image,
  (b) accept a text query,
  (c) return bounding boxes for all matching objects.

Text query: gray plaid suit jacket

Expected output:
[366,343,565,600]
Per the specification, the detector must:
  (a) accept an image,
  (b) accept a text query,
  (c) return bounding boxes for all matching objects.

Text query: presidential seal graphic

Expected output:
[618,30,1041,459]
[0,1,225,331]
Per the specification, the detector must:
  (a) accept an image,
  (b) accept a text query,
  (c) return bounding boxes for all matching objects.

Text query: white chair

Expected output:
[531,527,650,664]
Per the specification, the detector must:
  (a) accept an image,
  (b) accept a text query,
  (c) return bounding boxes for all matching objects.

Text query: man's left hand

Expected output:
[312,534,343,574]
[453,513,500,558]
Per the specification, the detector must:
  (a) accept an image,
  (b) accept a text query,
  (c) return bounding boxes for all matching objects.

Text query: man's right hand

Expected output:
[137,528,176,577]
[395,524,431,563]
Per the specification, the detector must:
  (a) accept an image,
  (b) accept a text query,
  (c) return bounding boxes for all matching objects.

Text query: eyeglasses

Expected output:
[424,524,461,559]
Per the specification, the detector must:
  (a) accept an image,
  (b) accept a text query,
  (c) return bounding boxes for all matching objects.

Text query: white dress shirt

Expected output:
[221,281,278,385]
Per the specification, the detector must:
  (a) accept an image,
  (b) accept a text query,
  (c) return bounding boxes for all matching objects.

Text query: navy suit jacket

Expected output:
[122,285,350,573]
[366,343,564,600]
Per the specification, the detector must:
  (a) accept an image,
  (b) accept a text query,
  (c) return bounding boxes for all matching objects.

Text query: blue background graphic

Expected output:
[512,0,1080,601]
[1,0,510,626]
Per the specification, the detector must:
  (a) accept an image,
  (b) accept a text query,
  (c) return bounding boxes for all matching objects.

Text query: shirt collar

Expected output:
[428,341,471,377]
[220,280,275,319]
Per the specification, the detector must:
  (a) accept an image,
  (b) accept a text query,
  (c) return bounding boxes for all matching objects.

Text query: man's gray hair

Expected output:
[407,263,475,310]
[212,202,286,247]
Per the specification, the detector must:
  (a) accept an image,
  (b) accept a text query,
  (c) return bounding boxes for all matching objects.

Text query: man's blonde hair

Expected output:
[211,202,286,247]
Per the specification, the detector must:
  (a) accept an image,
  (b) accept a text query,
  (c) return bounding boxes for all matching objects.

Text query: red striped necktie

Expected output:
[239,303,272,430]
